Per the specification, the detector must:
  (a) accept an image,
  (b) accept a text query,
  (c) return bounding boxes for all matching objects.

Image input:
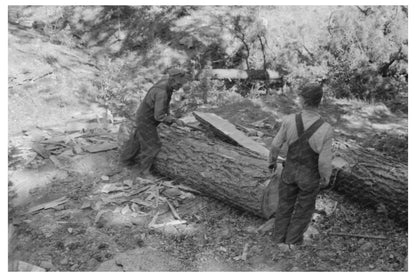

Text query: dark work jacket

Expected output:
[135,79,174,128]
[119,79,174,166]
[281,113,324,191]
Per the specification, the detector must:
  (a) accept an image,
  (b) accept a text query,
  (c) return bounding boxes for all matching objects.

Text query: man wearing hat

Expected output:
[268,83,334,250]
[120,68,189,178]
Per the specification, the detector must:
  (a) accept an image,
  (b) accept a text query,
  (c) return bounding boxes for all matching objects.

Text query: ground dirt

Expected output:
[8,18,407,272]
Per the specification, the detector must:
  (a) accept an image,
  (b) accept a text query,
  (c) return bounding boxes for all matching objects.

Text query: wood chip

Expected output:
[148,211,159,227]
[101,183,124,194]
[32,143,50,159]
[49,155,63,168]
[256,218,275,233]
[27,197,68,213]
[241,243,250,261]
[165,199,182,220]
[83,142,118,153]
[73,145,83,154]
[121,205,132,215]
[128,185,153,197]
[151,220,187,229]
[130,198,154,207]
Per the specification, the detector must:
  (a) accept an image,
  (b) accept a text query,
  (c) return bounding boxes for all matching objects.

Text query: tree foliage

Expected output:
[10,5,408,112]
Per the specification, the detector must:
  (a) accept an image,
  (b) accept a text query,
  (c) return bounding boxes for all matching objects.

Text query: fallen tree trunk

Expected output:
[332,139,408,225]
[153,125,281,218]
[118,119,408,225]
[208,69,281,80]
[190,113,407,225]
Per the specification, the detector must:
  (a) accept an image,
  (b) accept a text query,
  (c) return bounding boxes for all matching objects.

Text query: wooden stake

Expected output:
[328,232,387,240]
[165,199,182,220]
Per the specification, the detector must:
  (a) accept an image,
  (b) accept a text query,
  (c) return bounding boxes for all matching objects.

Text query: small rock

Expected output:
[245,226,257,234]
[87,258,97,268]
[360,242,373,252]
[70,264,78,271]
[358,238,366,245]
[218,246,227,252]
[291,266,300,271]
[303,225,319,241]
[39,260,53,270]
[101,175,109,181]
[404,256,408,271]
[67,228,73,234]
[59,257,69,265]
[163,187,182,198]
[220,228,231,238]
[81,201,92,210]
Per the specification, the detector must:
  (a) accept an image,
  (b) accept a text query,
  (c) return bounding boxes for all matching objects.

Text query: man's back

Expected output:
[280,110,332,154]
[135,79,172,126]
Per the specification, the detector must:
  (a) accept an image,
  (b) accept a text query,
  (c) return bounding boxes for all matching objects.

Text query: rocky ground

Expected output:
[8,110,408,272]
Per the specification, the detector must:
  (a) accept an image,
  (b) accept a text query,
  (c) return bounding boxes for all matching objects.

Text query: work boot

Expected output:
[138,170,157,181]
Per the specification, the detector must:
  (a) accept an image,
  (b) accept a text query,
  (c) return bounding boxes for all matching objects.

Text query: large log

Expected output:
[117,118,408,225]
[154,125,281,218]
[332,139,408,225]
[190,113,407,225]
[117,120,280,218]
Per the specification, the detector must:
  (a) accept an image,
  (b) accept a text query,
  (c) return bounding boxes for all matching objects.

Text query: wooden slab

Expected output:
[193,111,269,157]
[83,142,118,153]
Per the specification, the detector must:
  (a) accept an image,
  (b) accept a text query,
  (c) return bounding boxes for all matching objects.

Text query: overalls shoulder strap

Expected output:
[295,113,304,137]
[299,116,325,141]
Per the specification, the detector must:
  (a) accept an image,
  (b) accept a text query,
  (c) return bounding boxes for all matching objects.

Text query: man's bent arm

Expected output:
[318,128,334,185]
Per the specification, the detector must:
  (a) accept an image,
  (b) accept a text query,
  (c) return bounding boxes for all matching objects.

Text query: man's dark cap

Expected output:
[168,68,187,77]
[299,83,323,106]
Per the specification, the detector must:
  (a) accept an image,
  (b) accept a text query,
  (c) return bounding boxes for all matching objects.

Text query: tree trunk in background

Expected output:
[207,69,281,80]
[332,139,408,225]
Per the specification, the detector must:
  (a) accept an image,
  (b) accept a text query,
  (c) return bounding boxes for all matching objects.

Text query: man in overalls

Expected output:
[120,69,189,178]
[268,83,333,250]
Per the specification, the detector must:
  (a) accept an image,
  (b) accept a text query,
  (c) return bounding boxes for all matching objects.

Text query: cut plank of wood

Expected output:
[83,142,118,153]
[193,111,269,157]
[151,220,187,229]
[32,143,50,159]
[327,232,387,240]
[10,260,46,272]
[27,196,68,213]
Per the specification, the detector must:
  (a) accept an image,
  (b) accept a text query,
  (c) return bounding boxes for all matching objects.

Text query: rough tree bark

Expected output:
[118,121,408,224]
[332,139,408,225]
[153,125,281,218]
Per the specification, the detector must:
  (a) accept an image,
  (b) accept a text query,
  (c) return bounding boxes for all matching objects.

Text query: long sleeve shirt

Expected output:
[269,109,334,184]
[135,79,175,126]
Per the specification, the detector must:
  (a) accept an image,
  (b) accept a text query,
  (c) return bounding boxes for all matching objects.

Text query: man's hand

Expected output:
[268,162,277,174]
[163,115,175,125]
[319,177,330,189]
[174,119,186,127]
